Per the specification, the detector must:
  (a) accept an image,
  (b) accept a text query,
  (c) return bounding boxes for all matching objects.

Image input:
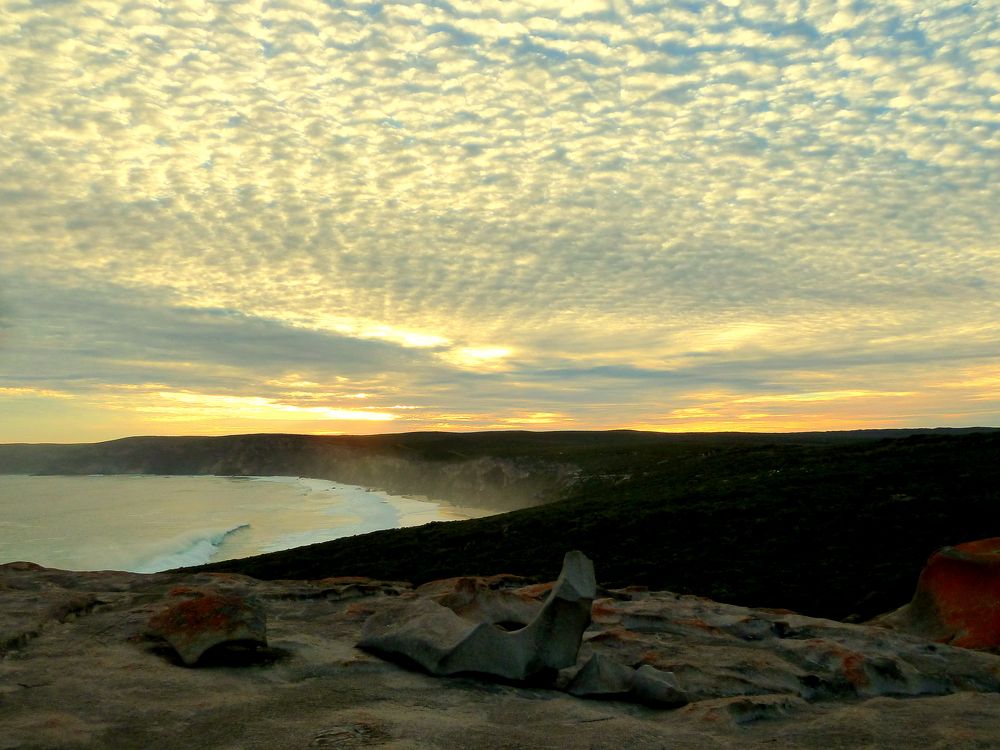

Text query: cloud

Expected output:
[145,391,397,423]
[0,0,998,440]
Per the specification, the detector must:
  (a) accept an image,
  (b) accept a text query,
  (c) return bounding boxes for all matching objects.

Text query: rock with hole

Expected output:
[359,550,595,680]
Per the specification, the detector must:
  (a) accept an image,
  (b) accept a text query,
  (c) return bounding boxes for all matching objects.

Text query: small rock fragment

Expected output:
[631,665,687,707]
[567,655,687,707]
[567,653,636,697]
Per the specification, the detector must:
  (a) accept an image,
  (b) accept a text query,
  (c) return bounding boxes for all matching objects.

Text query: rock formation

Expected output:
[146,590,267,666]
[4,557,1000,748]
[872,537,1000,649]
[566,653,687,706]
[358,550,595,679]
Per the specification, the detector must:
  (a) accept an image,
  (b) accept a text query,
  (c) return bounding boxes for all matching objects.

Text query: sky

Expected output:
[1,0,998,443]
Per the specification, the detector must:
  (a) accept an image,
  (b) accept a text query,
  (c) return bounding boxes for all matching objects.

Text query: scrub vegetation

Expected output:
[185,429,1000,622]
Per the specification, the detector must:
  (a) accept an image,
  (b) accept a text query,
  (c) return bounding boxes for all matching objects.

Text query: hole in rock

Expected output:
[493,620,528,632]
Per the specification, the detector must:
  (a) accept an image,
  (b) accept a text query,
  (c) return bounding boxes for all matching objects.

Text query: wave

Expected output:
[131,523,251,574]
[1,474,485,574]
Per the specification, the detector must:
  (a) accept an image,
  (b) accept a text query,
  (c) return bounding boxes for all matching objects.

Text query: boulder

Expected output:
[359,550,595,680]
[874,538,1000,649]
[632,665,687,706]
[567,653,635,697]
[567,654,688,706]
[147,592,267,666]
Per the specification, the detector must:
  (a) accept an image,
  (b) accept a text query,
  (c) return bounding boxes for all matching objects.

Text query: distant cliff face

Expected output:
[0,434,580,510]
[328,454,581,510]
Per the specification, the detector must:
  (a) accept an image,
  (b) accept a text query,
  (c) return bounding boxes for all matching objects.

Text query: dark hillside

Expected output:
[4,428,998,620]
[191,431,1000,622]
[0,428,953,510]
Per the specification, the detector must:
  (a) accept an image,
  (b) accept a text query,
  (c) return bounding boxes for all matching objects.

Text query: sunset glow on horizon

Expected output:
[1,0,998,443]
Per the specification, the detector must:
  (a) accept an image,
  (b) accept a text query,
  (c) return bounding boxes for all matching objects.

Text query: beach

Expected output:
[0,474,496,573]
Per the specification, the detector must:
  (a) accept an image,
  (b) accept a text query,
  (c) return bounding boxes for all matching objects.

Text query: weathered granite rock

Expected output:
[874,538,1000,649]
[5,561,1000,748]
[417,574,542,627]
[566,653,687,706]
[582,590,1000,702]
[147,591,267,666]
[632,664,687,706]
[567,652,636,696]
[680,694,810,726]
[359,550,595,679]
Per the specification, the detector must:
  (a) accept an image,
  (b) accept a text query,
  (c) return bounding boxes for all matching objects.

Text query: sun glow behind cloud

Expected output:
[440,347,514,370]
[0,0,998,441]
[148,391,397,423]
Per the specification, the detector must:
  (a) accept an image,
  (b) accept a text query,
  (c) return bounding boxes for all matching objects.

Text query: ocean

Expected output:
[0,474,494,573]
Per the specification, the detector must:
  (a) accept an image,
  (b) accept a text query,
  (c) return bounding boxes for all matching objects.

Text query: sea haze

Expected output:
[0,474,493,573]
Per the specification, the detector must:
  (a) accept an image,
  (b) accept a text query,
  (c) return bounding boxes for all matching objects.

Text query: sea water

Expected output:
[0,474,493,573]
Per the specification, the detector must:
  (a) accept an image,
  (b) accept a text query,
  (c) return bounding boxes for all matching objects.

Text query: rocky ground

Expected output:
[3,561,1000,749]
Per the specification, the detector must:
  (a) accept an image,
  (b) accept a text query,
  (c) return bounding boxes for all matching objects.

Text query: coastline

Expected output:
[0,474,506,574]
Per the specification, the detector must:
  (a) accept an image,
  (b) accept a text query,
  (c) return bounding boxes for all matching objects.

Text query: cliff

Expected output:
[0,432,588,510]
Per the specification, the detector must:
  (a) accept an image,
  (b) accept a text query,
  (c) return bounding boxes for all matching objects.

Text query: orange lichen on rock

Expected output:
[342,602,379,621]
[167,585,204,598]
[591,599,621,625]
[513,582,555,600]
[917,539,1000,648]
[875,538,1000,650]
[585,626,643,644]
[675,618,724,635]
[638,650,680,671]
[147,593,267,666]
[840,652,870,688]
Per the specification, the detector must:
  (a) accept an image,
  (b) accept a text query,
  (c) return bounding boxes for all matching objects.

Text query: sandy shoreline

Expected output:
[0,474,507,574]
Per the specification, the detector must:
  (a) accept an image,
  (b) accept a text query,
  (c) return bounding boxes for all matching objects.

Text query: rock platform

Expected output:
[3,561,1000,749]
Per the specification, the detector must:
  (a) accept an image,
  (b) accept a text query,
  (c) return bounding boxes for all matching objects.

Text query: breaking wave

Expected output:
[0,475,495,574]
[132,523,251,573]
